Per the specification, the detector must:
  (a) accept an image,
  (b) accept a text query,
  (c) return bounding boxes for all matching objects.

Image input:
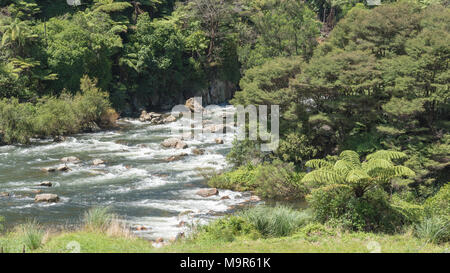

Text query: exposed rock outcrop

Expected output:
[35,193,59,203]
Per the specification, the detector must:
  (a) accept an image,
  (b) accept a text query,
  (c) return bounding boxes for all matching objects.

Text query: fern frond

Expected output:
[305,159,332,169]
[334,159,354,177]
[302,170,344,184]
[366,150,407,162]
[339,150,361,166]
[346,169,370,183]
[392,166,415,177]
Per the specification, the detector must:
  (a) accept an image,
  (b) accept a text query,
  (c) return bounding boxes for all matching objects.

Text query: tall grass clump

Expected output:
[83,207,114,232]
[17,220,44,251]
[239,205,312,237]
[414,216,449,244]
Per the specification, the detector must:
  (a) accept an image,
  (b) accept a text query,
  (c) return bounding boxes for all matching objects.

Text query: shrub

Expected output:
[308,186,405,232]
[226,139,265,167]
[253,160,307,200]
[17,220,44,251]
[209,160,308,200]
[239,205,312,237]
[414,216,450,244]
[0,98,35,144]
[424,183,450,221]
[391,195,424,224]
[193,216,260,242]
[208,164,258,191]
[83,207,113,232]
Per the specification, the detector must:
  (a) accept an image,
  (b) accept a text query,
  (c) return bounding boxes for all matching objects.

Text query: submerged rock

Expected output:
[166,153,188,162]
[53,135,66,142]
[0,192,10,197]
[215,138,224,144]
[220,195,230,200]
[192,148,205,155]
[57,165,71,172]
[60,156,80,163]
[41,167,57,173]
[35,193,59,203]
[196,188,219,197]
[39,181,52,187]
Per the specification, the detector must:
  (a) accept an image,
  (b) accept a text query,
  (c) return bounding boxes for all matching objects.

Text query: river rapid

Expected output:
[0,105,254,240]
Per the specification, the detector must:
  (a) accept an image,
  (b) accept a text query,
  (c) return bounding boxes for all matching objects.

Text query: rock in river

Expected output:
[61,156,80,163]
[35,194,60,203]
[161,138,188,149]
[39,181,52,187]
[196,188,219,197]
[92,159,105,166]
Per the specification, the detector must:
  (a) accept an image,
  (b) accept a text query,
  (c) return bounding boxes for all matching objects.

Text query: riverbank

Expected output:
[1,225,447,253]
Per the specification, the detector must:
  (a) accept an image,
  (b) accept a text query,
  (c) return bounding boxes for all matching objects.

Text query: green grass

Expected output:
[160,232,449,253]
[1,229,448,253]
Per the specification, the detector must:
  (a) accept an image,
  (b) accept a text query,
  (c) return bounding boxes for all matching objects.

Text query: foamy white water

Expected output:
[0,105,256,239]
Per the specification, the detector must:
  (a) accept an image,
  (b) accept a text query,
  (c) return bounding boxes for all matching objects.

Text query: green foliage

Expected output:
[17,219,44,250]
[239,205,313,237]
[226,139,265,167]
[424,183,450,221]
[209,160,307,200]
[303,150,415,197]
[414,216,450,243]
[83,207,114,232]
[0,76,115,144]
[193,215,260,242]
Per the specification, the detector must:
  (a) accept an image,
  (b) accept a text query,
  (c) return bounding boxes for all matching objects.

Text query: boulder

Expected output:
[196,188,219,197]
[41,167,56,173]
[161,138,188,149]
[220,195,230,200]
[60,156,80,163]
[192,148,205,155]
[185,98,203,112]
[249,195,261,202]
[92,159,105,166]
[135,225,147,231]
[39,181,52,187]
[166,153,188,162]
[0,192,10,197]
[215,138,224,144]
[163,115,177,123]
[35,194,59,203]
[57,165,71,172]
[53,135,66,142]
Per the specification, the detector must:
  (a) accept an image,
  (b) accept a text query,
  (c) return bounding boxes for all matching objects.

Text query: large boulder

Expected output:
[35,194,59,203]
[196,188,219,197]
[185,98,203,112]
[161,138,188,149]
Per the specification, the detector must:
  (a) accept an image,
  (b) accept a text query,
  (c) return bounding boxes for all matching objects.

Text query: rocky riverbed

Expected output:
[0,104,260,240]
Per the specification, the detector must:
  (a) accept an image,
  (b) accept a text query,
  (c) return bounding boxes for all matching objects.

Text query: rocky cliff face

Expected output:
[129,79,236,114]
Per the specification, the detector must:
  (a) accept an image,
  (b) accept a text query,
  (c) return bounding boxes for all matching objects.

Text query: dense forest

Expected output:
[0,0,449,250]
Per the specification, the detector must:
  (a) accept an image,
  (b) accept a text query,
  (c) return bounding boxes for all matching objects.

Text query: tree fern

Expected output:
[303,149,415,197]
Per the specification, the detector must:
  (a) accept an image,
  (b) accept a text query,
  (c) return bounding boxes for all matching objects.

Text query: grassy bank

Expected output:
[1,229,447,253]
[0,206,448,253]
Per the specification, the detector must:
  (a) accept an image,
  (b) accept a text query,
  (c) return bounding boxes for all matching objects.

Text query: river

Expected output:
[0,104,253,239]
